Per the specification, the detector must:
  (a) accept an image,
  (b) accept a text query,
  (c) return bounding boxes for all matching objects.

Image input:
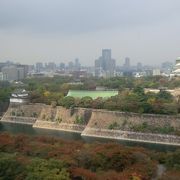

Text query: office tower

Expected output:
[137,62,142,71]
[74,58,81,71]
[2,66,25,81]
[102,49,111,71]
[124,57,130,69]
[68,61,74,71]
[48,62,56,71]
[0,72,8,81]
[17,64,29,78]
[94,49,116,77]
[95,57,102,77]
[122,57,132,76]
[17,67,25,80]
[36,62,43,72]
[60,63,65,70]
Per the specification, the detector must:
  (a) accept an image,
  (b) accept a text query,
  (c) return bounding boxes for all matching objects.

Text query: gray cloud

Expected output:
[0,0,180,65]
[0,0,179,34]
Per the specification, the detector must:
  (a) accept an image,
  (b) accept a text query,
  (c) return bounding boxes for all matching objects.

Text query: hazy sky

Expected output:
[0,0,180,66]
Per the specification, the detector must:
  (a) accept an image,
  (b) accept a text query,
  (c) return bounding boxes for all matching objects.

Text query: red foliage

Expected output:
[0,133,158,180]
[0,133,14,151]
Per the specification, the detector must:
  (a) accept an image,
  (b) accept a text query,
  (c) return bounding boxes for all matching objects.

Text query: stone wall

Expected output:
[34,106,91,132]
[1,103,43,124]
[85,109,180,130]
[81,109,180,146]
[81,128,180,145]
[1,116,37,125]
[33,120,85,133]
[1,104,180,145]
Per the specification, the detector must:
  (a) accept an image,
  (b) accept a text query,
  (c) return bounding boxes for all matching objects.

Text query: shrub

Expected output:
[75,115,84,125]
[56,117,62,123]
[108,122,119,130]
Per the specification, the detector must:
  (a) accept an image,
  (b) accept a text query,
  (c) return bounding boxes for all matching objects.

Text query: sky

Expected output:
[0,0,180,66]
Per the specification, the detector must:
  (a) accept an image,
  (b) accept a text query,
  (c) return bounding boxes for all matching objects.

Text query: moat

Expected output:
[0,121,178,152]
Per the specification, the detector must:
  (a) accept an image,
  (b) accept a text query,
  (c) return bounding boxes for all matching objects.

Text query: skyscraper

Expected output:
[2,66,25,81]
[36,62,43,72]
[124,57,130,69]
[123,57,132,76]
[74,58,81,71]
[102,49,111,71]
[95,49,116,77]
[137,62,142,72]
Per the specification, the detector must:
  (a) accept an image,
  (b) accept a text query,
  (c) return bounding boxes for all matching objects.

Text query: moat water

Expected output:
[0,122,179,152]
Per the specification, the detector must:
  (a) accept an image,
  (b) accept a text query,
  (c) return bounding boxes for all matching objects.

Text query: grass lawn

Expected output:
[67,90,118,99]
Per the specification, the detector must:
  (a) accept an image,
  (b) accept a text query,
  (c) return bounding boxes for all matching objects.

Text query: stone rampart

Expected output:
[81,127,180,146]
[33,120,85,133]
[1,104,180,145]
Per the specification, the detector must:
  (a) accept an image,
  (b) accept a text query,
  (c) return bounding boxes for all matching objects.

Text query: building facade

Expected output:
[1,66,25,81]
[95,49,116,77]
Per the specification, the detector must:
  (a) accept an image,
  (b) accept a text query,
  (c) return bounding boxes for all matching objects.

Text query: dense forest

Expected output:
[0,76,180,115]
[0,133,179,180]
[24,76,180,115]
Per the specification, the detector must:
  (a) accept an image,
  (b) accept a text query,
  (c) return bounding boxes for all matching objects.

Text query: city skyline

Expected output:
[0,0,180,65]
[0,53,178,67]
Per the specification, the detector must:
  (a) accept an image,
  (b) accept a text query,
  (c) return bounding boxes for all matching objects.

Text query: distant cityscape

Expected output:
[0,49,180,81]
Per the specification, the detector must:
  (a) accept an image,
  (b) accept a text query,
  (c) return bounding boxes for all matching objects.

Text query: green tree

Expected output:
[0,153,25,180]
[60,96,75,108]
[156,90,173,102]
[79,96,93,108]
[166,150,180,170]
[26,158,70,180]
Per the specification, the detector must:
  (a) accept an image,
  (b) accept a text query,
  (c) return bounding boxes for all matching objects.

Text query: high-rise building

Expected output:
[17,67,25,80]
[137,62,142,72]
[102,49,111,71]
[0,72,8,81]
[60,63,65,70]
[74,58,81,71]
[68,61,74,71]
[1,66,25,81]
[102,49,111,60]
[95,57,102,77]
[94,49,116,77]
[47,62,56,71]
[17,64,29,78]
[124,57,130,69]
[36,62,43,72]
[122,57,132,76]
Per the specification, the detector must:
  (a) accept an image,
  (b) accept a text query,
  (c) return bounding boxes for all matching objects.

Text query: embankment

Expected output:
[1,103,180,145]
[1,103,43,125]
[81,127,180,146]
[33,120,85,133]
[33,106,91,133]
[82,109,180,145]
